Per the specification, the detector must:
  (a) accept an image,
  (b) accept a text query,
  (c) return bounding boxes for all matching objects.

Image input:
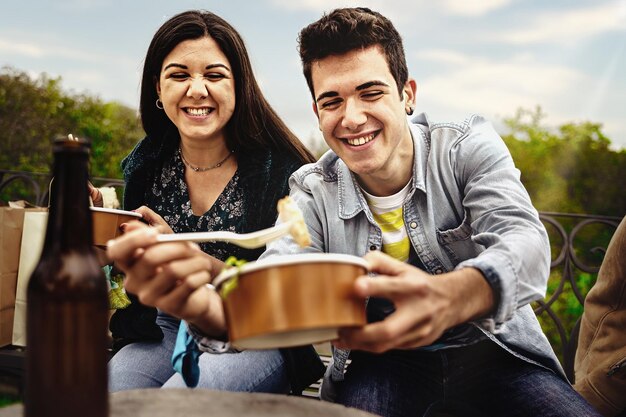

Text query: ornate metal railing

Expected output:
[535,212,621,381]
[1,169,623,382]
[0,169,124,206]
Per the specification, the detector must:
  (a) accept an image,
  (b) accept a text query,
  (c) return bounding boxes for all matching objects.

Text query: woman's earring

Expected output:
[156,98,164,110]
[406,106,414,116]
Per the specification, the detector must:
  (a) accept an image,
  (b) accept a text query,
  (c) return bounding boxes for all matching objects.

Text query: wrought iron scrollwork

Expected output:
[1,169,124,206]
[535,212,620,381]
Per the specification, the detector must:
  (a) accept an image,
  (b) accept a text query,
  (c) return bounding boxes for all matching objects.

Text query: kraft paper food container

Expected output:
[90,207,142,247]
[213,253,368,350]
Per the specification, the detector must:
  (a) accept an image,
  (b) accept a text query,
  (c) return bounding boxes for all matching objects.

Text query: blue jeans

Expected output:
[108,312,289,392]
[336,340,601,417]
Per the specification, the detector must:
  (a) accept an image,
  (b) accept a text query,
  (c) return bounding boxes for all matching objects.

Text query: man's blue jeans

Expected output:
[336,340,601,417]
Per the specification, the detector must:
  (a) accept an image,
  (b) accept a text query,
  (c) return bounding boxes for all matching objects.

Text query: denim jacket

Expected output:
[262,113,565,398]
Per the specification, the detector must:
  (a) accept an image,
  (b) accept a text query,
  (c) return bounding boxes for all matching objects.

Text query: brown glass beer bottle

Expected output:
[25,136,109,417]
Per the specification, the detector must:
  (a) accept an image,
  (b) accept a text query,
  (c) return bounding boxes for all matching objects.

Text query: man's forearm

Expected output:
[435,267,495,327]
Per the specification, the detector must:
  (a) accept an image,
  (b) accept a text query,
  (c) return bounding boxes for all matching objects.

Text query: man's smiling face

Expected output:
[311,45,415,195]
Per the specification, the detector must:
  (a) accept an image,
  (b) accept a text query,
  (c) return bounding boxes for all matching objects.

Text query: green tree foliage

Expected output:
[0,66,143,178]
[502,108,624,366]
[502,107,625,217]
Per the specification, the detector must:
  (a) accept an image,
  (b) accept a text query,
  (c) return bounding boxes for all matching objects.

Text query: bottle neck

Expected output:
[44,148,94,251]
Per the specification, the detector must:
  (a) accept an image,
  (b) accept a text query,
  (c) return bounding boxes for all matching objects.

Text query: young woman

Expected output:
[106,10,322,394]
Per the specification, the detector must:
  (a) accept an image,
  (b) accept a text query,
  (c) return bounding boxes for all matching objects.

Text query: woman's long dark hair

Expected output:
[139,10,314,164]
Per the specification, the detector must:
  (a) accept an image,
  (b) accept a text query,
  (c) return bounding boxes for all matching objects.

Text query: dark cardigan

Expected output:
[109,128,324,394]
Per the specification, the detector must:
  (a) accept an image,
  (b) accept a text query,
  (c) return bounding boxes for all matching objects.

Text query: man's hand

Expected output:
[335,251,494,353]
[106,221,227,337]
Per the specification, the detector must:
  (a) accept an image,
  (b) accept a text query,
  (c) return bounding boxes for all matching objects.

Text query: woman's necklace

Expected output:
[180,147,234,172]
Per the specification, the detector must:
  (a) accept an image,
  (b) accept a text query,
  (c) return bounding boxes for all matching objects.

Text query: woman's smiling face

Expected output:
[157,36,236,144]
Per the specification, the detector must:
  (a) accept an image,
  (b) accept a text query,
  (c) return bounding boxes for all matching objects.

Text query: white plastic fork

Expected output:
[155,221,293,249]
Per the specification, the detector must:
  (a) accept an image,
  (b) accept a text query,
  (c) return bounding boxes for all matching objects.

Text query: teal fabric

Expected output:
[171,321,201,387]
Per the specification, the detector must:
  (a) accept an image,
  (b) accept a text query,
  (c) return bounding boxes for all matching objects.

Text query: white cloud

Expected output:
[0,32,140,107]
[441,0,515,16]
[65,69,106,85]
[601,120,626,149]
[412,47,626,148]
[268,0,426,17]
[583,37,625,117]
[0,34,139,73]
[265,0,434,32]
[269,0,364,12]
[417,50,572,122]
[55,0,108,11]
[0,37,102,63]
[497,1,626,44]
[420,63,582,113]
[0,39,46,58]
[415,49,470,66]
[421,52,584,103]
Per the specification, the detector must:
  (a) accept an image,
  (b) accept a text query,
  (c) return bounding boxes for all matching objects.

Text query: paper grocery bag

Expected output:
[12,209,48,346]
[0,207,26,346]
[0,206,47,346]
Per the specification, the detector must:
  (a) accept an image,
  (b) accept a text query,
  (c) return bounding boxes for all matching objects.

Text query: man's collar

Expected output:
[336,114,430,218]
[408,114,430,195]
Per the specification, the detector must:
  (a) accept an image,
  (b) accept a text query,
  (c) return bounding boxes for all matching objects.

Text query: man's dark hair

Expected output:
[298,7,408,99]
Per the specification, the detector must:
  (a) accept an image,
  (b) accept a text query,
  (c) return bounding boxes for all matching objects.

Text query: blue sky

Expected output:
[2,0,625,151]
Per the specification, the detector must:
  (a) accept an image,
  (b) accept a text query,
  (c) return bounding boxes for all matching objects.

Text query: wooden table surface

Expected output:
[0,388,379,417]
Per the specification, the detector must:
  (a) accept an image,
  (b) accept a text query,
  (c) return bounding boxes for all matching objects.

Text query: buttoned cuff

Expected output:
[186,323,240,354]
[455,259,511,332]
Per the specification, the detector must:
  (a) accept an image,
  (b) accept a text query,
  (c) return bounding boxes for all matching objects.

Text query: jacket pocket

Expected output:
[436,217,474,264]
[607,357,626,379]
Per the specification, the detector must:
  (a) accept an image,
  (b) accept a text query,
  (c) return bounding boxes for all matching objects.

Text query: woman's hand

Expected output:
[88,182,103,207]
[133,206,174,234]
[106,221,227,337]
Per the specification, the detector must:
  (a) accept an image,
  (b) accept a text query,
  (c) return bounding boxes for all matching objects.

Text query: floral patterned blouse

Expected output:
[144,148,244,261]
[113,131,305,347]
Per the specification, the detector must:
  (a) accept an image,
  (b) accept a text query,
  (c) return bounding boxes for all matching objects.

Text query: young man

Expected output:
[107,7,601,417]
[260,7,601,417]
